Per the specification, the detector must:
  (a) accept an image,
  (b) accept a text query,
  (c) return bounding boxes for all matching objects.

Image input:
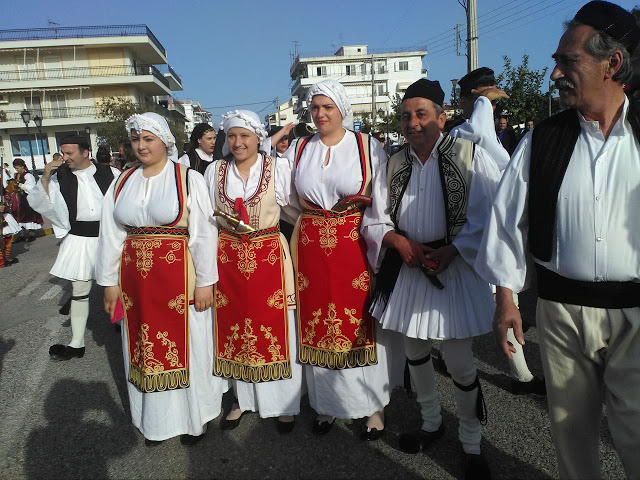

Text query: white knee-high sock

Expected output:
[452,379,482,455]
[507,328,534,382]
[68,280,91,348]
[410,359,443,432]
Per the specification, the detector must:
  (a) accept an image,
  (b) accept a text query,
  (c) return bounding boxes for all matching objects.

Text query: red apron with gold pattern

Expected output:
[115,163,195,393]
[293,132,378,369]
[213,157,293,383]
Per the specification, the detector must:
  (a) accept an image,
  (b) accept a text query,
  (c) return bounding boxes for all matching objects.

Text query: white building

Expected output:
[264,96,297,127]
[180,99,212,137]
[289,45,427,127]
[0,24,184,170]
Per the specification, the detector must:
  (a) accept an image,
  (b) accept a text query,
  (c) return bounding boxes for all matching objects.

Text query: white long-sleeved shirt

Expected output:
[27,164,120,238]
[95,160,218,288]
[449,96,510,171]
[476,96,640,292]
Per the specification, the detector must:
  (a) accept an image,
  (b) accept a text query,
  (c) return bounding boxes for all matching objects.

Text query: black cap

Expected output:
[457,67,496,96]
[269,125,283,137]
[574,1,640,53]
[59,135,90,151]
[402,79,445,107]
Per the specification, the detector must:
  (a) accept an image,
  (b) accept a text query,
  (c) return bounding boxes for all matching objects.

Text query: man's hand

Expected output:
[425,244,458,274]
[493,286,524,360]
[383,231,432,268]
[103,286,121,317]
[194,285,214,312]
[41,156,64,194]
[472,86,509,103]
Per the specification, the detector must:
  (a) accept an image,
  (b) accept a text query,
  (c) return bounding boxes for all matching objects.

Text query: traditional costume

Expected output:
[284,80,401,426]
[476,3,640,477]
[178,123,216,175]
[205,110,302,426]
[96,113,225,442]
[27,137,119,359]
[1,187,20,267]
[362,79,500,460]
[12,161,43,239]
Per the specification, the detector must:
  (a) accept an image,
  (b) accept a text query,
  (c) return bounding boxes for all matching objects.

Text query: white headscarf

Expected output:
[125,112,178,162]
[306,79,354,130]
[221,110,268,156]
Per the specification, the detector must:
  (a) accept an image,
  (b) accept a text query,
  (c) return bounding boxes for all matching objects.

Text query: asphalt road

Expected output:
[0,235,626,479]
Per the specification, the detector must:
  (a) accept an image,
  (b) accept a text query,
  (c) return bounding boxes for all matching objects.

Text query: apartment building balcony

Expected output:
[0,64,172,95]
[157,64,182,91]
[0,105,104,128]
[0,25,167,64]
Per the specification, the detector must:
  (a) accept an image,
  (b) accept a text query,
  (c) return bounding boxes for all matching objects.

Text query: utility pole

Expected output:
[371,56,376,128]
[276,96,280,126]
[466,0,478,73]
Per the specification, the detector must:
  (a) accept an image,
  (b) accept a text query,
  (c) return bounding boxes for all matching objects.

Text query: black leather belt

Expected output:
[69,221,100,237]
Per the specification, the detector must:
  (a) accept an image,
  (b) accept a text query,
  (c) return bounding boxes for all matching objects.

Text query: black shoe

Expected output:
[180,432,206,446]
[311,418,335,435]
[510,376,546,396]
[398,423,445,454]
[9,258,19,265]
[362,426,385,441]
[144,439,163,447]
[277,418,295,434]
[220,410,246,431]
[49,344,85,361]
[464,453,491,480]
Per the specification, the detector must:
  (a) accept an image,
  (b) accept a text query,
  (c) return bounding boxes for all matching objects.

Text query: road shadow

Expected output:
[0,335,16,377]
[25,379,136,480]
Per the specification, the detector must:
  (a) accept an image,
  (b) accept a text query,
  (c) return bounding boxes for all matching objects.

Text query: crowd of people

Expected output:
[1,1,638,479]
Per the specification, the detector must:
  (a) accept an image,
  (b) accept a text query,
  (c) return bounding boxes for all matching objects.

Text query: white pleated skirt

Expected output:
[3,214,20,235]
[50,234,98,281]
[305,322,404,419]
[121,305,226,441]
[371,256,495,340]
[234,310,303,418]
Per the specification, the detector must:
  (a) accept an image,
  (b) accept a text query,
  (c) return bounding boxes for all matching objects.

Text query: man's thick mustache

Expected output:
[555,78,576,90]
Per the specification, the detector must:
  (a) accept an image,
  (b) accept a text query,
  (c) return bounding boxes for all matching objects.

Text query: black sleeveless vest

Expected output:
[57,163,114,223]
[528,99,640,261]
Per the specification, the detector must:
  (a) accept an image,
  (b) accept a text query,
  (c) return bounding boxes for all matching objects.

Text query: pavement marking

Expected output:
[17,271,51,297]
[39,283,64,301]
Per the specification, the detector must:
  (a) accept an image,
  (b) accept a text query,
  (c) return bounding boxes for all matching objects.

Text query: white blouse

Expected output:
[476,96,640,292]
[95,160,218,288]
[283,130,388,210]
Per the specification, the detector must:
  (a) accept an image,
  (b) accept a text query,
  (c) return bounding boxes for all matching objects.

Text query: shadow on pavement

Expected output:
[25,379,136,480]
[0,336,16,377]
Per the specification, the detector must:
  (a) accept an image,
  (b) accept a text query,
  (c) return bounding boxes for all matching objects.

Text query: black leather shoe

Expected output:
[49,344,85,361]
[362,426,385,441]
[398,423,445,454]
[510,376,546,396]
[311,418,335,435]
[464,453,491,480]
[180,433,206,446]
[277,418,295,434]
[144,439,163,447]
[220,410,246,431]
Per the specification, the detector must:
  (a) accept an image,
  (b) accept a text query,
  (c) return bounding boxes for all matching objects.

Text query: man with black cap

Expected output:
[362,78,501,478]
[28,136,120,360]
[178,122,216,174]
[477,2,640,477]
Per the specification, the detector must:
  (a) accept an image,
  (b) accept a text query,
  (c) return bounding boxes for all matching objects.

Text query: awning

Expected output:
[396,82,411,92]
[0,86,90,93]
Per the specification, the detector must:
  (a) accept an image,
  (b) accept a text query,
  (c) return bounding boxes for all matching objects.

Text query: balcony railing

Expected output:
[157,64,182,86]
[0,106,99,122]
[168,100,185,117]
[0,25,166,56]
[0,63,170,89]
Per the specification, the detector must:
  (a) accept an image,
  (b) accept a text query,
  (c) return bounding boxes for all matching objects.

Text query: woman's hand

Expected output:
[103,286,121,317]
[194,285,214,312]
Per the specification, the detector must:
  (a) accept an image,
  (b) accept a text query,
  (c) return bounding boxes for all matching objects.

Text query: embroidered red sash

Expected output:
[214,227,291,382]
[296,209,377,369]
[120,226,191,392]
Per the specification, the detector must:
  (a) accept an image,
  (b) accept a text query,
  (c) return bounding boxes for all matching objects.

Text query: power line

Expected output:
[380,0,416,48]
[201,99,276,110]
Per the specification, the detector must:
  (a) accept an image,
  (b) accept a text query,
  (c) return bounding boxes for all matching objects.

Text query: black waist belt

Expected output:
[536,264,640,309]
[69,221,100,237]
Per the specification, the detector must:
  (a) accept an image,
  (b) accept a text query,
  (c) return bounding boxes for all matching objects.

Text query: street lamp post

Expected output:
[33,115,47,165]
[451,79,459,117]
[20,109,36,172]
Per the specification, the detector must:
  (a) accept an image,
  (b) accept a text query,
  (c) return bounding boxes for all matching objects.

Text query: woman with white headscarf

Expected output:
[283,80,401,440]
[96,112,226,446]
[203,109,302,433]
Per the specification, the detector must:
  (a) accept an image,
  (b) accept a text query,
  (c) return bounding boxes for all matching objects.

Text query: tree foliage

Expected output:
[378,94,403,136]
[96,97,186,152]
[496,55,556,124]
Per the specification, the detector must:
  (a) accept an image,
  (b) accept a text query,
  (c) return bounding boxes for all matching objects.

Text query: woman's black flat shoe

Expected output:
[312,418,335,435]
[362,426,385,441]
[277,419,295,434]
[180,433,206,445]
[144,439,163,447]
[220,410,246,431]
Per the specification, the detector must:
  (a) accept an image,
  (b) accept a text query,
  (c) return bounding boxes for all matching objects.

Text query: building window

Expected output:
[24,96,42,116]
[43,56,62,80]
[378,63,386,74]
[316,66,327,76]
[17,57,36,81]
[377,84,385,96]
[398,61,409,71]
[360,64,367,75]
[346,64,357,76]
[10,134,50,156]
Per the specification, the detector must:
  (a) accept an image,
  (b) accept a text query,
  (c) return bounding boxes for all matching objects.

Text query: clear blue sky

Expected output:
[1,0,637,123]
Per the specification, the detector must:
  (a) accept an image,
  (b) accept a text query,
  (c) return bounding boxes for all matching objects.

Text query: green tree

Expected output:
[378,93,402,136]
[496,55,555,124]
[96,97,186,152]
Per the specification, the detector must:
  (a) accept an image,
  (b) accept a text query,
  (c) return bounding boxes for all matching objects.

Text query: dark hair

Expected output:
[565,19,634,84]
[460,73,496,97]
[119,140,136,164]
[499,115,508,121]
[60,135,91,152]
[96,146,111,164]
[13,158,27,170]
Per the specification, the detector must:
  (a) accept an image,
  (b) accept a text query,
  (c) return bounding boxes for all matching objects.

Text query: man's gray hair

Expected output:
[434,103,445,117]
[565,19,634,84]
